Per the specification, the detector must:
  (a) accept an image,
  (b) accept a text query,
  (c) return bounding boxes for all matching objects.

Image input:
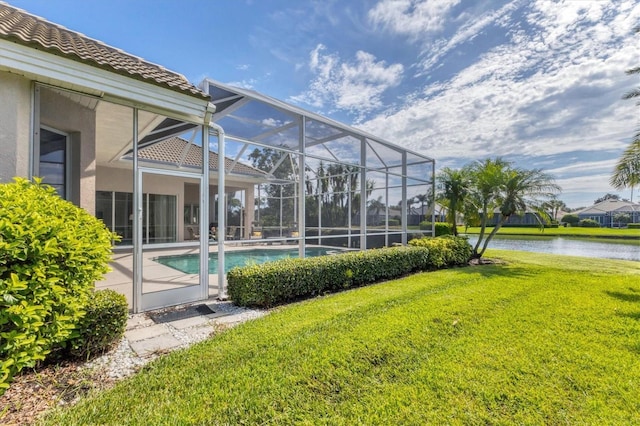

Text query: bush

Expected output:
[628,223,640,229]
[408,235,472,268]
[419,221,453,236]
[501,224,559,228]
[228,246,431,308]
[63,290,129,360]
[579,219,600,228]
[387,218,400,227]
[561,214,580,226]
[0,178,115,393]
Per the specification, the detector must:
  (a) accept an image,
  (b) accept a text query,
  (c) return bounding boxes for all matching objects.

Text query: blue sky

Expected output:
[11,0,639,208]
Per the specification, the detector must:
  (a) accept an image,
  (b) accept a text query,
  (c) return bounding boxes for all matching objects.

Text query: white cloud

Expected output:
[368,0,461,37]
[556,173,617,194]
[417,1,524,75]
[225,78,258,89]
[290,44,404,118]
[547,159,618,175]
[361,0,640,164]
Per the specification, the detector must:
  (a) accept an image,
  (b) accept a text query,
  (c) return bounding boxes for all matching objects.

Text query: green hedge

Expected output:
[579,219,600,228]
[228,236,472,308]
[408,235,473,268]
[628,223,640,229]
[418,221,453,236]
[561,214,580,225]
[501,223,559,228]
[0,178,115,393]
[228,246,430,308]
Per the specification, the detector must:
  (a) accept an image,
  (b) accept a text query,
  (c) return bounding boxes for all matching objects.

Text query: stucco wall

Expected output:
[0,73,31,182]
[96,166,190,240]
[40,87,97,214]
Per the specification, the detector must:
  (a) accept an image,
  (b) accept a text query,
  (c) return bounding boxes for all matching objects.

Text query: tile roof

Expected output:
[576,199,640,215]
[135,137,269,178]
[0,2,209,99]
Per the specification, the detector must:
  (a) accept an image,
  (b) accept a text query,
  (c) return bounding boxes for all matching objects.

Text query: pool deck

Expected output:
[99,242,307,310]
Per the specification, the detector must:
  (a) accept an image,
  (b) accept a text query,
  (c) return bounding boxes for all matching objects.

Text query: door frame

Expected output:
[135,167,208,312]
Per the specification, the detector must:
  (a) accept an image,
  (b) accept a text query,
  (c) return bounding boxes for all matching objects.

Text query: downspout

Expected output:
[209,120,227,300]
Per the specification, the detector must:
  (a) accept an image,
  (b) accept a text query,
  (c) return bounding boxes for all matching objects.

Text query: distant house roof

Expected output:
[0,2,208,100]
[576,199,640,215]
[133,137,268,178]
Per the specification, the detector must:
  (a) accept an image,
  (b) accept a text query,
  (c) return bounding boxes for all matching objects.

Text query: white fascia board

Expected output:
[0,39,208,123]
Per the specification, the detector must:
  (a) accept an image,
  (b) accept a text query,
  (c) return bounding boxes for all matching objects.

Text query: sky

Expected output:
[9,0,640,209]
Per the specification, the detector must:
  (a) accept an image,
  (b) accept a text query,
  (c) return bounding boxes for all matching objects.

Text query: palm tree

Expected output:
[611,26,640,202]
[475,167,560,258]
[367,196,386,225]
[436,167,471,236]
[610,140,640,203]
[413,193,431,221]
[542,196,567,222]
[466,158,511,255]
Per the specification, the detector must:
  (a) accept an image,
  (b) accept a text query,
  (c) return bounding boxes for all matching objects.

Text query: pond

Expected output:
[464,235,640,262]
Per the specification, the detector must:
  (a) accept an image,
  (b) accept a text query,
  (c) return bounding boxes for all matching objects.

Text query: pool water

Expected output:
[154,247,344,274]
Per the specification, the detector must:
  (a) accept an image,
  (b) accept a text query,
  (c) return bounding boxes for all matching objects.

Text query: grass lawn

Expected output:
[462,226,640,239]
[44,251,640,425]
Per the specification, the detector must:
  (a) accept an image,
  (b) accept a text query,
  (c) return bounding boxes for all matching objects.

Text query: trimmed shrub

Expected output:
[419,221,453,236]
[228,246,431,308]
[579,219,600,228]
[408,235,472,268]
[628,223,640,229]
[387,218,400,227]
[0,178,115,393]
[561,214,580,226]
[501,223,559,228]
[64,290,129,360]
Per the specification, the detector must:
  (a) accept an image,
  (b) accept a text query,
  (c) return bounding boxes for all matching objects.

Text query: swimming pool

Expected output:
[154,247,345,274]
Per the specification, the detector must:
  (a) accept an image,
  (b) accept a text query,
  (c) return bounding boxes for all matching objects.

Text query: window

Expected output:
[96,191,177,245]
[39,128,68,198]
[184,204,199,225]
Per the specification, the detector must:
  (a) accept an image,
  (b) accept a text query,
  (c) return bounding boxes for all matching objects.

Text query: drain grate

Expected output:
[149,304,215,324]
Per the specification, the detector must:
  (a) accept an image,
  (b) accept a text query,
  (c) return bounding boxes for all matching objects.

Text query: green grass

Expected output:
[463,226,640,239]
[43,251,640,425]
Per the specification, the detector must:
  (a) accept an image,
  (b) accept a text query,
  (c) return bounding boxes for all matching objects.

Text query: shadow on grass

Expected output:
[451,263,535,280]
[618,311,640,321]
[604,290,640,303]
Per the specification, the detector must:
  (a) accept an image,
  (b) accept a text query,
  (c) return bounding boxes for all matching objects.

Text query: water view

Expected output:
[465,235,639,262]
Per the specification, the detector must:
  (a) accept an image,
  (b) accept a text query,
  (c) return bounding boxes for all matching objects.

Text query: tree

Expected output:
[611,26,640,202]
[413,193,430,220]
[473,166,560,258]
[610,140,640,203]
[594,193,620,204]
[249,147,296,227]
[561,213,580,226]
[367,196,386,225]
[436,167,471,236]
[542,196,567,221]
[465,158,511,254]
[613,213,631,227]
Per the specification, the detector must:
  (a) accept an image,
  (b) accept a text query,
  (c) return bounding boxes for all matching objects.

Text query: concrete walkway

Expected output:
[124,300,266,358]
